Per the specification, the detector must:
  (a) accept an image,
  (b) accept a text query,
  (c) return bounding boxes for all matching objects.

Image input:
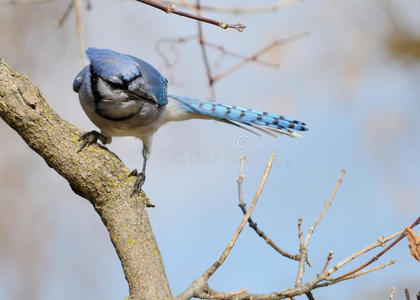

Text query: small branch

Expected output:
[196,0,215,99]
[316,260,396,287]
[295,170,345,287]
[56,0,74,27]
[237,156,246,206]
[305,291,315,300]
[176,154,275,299]
[297,217,303,243]
[155,32,301,91]
[305,170,346,247]
[161,0,302,14]
[73,0,84,58]
[55,0,91,27]
[236,157,300,261]
[156,35,197,67]
[0,0,53,4]
[205,288,248,299]
[175,167,402,300]
[334,216,420,280]
[136,0,246,31]
[321,251,333,274]
[204,41,280,68]
[405,288,412,300]
[390,286,396,300]
[205,153,275,278]
[156,35,280,70]
[212,32,308,83]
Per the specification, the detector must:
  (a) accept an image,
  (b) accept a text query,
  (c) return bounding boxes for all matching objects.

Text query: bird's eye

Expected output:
[104,75,126,90]
[107,80,124,90]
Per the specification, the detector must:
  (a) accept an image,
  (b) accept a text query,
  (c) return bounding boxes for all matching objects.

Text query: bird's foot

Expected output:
[129,170,155,207]
[146,198,156,207]
[128,169,139,177]
[145,198,156,208]
[131,172,146,197]
[78,130,108,152]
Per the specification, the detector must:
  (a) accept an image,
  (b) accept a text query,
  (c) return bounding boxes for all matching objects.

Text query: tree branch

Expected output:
[176,154,275,300]
[196,0,215,99]
[0,58,172,299]
[237,156,301,261]
[160,0,302,14]
[136,0,246,31]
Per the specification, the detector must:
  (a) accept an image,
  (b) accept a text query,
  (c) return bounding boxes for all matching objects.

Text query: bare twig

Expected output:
[156,35,197,66]
[0,0,53,4]
[305,291,315,300]
[324,230,401,279]
[405,288,412,300]
[305,169,345,243]
[56,0,74,27]
[390,286,396,300]
[321,251,334,274]
[295,170,346,287]
[317,260,396,288]
[136,0,246,31]
[176,154,275,299]
[237,156,246,205]
[196,0,215,99]
[73,0,84,58]
[236,156,301,261]
[335,216,420,280]
[174,165,401,300]
[206,153,275,278]
[297,217,303,242]
[156,35,280,71]
[207,288,248,299]
[212,32,308,83]
[183,256,395,299]
[157,32,307,94]
[161,0,302,14]
[204,40,280,68]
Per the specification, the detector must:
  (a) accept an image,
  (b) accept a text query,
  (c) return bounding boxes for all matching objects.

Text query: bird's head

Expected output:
[86,48,166,106]
[73,48,168,121]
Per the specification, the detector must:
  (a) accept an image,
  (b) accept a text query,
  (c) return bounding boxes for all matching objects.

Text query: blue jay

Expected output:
[73,48,308,196]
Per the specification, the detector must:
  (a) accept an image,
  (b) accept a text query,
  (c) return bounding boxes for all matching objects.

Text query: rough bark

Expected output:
[0,58,172,300]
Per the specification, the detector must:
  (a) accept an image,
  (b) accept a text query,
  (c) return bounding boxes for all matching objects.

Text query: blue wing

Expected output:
[85,48,168,106]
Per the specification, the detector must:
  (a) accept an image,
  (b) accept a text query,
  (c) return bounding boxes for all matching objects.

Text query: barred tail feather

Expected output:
[169,95,308,138]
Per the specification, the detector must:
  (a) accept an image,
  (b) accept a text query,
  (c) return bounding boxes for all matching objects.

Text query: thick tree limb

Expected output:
[0,58,172,299]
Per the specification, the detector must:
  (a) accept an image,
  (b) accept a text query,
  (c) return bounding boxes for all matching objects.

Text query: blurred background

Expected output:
[0,0,419,299]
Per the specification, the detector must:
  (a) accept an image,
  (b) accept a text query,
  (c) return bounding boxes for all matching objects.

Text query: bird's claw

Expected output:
[78,130,108,152]
[128,169,139,177]
[131,172,146,197]
[129,171,154,207]
[145,198,156,208]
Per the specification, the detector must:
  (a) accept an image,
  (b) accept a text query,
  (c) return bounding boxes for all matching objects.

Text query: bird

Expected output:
[73,47,308,196]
